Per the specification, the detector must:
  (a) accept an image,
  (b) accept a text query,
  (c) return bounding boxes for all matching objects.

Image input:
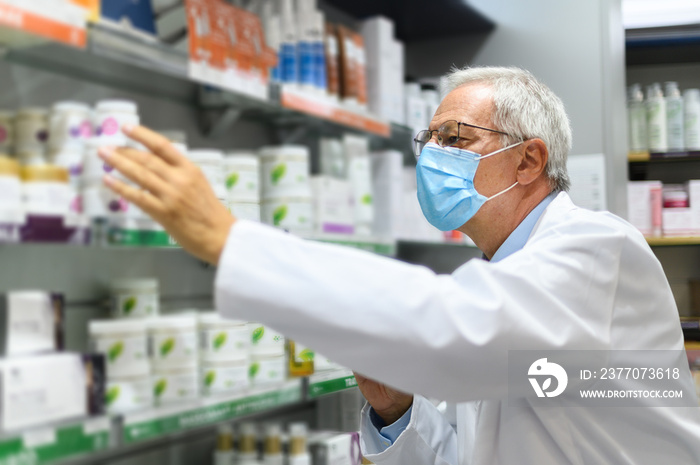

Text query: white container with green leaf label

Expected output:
[248,323,286,356]
[224,152,260,203]
[148,315,199,370]
[89,319,150,378]
[199,312,250,363]
[228,202,261,223]
[105,375,153,414]
[201,359,249,396]
[152,365,199,406]
[110,278,159,319]
[249,354,286,387]
[259,145,311,199]
[261,197,313,232]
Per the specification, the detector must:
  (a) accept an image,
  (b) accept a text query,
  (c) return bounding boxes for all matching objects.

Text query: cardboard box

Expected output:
[687,180,700,235]
[0,353,87,431]
[101,0,157,35]
[662,207,693,237]
[627,181,662,236]
[0,291,64,356]
[311,176,354,235]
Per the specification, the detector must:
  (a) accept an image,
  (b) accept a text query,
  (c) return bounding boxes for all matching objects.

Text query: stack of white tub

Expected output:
[199,312,251,396]
[224,151,261,222]
[188,149,227,206]
[248,322,287,387]
[259,145,314,233]
[0,156,23,242]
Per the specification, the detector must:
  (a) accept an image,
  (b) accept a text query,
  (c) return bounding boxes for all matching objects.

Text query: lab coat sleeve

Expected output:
[360,395,458,465]
[215,218,619,402]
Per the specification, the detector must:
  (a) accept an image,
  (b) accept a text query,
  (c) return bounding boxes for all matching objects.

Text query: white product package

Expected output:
[0,353,87,431]
[343,135,374,235]
[371,150,403,238]
[627,181,663,237]
[0,291,61,356]
[311,175,354,235]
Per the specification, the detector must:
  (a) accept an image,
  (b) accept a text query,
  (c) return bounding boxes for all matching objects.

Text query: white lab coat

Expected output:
[215,192,700,464]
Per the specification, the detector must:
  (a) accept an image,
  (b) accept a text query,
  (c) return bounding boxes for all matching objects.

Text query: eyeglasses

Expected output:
[413,120,513,158]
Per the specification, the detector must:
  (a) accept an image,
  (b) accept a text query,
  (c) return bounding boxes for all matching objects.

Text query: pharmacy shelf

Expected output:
[306,369,358,399]
[628,151,700,163]
[1,23,408,142]
[645,236,700,246]
[627,25,700,66]
[0,416,111,465]
[307,233,397,256]
[122,380,302,445]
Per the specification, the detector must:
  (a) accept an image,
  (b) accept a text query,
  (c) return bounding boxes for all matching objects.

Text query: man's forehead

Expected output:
[431,84,494,128]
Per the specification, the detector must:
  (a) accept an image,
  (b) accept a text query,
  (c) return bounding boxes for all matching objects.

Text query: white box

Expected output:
[0,291,62,356]
[311,176,355,235]
[391,39,405,125]
[371,150,403,238]
[343,135,374,234]
[310,431,361,465]
[406,95,428,135]
[662,207,693,237]
[361,17,396,122]
[0,353,87,431]
[687,180,700,235]
[627,181,662,236]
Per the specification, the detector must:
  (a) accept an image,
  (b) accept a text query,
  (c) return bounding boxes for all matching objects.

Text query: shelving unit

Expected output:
[646,236,700,247]
[307,369,357,399]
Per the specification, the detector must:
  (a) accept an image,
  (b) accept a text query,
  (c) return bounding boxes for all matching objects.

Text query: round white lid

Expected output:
[288,422,308,437]
[188,149,224,163]
[52,101,91,113]
[95,100,138,114]
[684,89,700,99]
[259,145,309,159]
[264,423,282,437]
[89,319,148,335]
[239,422,257,437]
[664,190,688,201]
[110,277,159,291]
[224,153,259,167]
[148,314,198,330]
[198,312,246,326]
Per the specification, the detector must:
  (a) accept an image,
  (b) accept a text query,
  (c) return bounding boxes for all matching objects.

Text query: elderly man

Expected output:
[99,67,700,464]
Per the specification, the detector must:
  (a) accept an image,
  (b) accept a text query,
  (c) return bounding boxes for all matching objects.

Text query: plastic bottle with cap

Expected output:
[261,423,284,465]
[237,422,259,465]
[213,424,235,465]
[288,423,311,465]
[627,84,648,153]
[665,81,684,152]
[684,89,700,151]
[646,83,668,153]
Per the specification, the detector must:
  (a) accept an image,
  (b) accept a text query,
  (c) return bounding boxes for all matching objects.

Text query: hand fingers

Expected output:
[103,175,165,217]
[99,146,175,200]
[112,146,177,183]
[122,125,187,166]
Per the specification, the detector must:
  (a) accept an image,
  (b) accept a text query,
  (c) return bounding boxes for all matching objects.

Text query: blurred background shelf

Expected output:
[646,237,700,247]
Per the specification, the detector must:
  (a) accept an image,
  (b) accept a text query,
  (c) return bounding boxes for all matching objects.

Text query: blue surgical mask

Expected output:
[416,141,522,231]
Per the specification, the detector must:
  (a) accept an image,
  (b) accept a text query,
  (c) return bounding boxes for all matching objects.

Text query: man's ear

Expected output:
[516,138,548,186]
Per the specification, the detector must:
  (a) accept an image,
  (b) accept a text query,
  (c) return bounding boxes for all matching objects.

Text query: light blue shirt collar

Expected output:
[489,192,557,263]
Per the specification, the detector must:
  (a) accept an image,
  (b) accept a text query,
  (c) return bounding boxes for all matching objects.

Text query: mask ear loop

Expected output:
[486,180,519,201]
[475,141,524,160]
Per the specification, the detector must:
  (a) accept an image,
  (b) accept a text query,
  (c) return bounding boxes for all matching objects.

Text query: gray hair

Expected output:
[441,66,571,192]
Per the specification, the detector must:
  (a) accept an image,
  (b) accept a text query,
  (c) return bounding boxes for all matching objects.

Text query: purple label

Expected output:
[101,117,119,136]
[108,198,128,213]
[322,223,355,234]
[70,196,82,213]
[69,126,81,138]
[103,163,114,173]
[37,129,48,143]
[69,164,83,176]
[80,121,93,138]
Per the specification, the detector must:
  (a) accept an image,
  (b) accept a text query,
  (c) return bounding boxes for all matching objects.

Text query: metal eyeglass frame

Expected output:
[413,120,514,158]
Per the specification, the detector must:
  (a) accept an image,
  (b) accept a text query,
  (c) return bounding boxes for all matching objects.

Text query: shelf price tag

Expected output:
[0,1,87,48]
[308,370,358,399]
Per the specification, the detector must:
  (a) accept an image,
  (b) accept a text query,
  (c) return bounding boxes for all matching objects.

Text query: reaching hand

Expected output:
[354,372,413,425]
[98,125,235,265]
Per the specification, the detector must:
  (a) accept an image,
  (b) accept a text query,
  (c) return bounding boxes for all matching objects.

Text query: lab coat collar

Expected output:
[488,191,558,263]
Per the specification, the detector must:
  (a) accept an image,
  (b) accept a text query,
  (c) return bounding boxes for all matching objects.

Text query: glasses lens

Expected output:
[413,130,431,158]
[437,121,460,148]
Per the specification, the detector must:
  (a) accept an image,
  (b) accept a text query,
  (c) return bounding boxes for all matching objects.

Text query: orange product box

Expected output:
[69,0,100,22]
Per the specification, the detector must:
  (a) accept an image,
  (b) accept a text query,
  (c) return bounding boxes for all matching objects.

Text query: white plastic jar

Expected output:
[152,365,199,406]
[249,354,286,387]
[148,314,199,370]
[105,375,153,414]
[0,110,14,151]
[49,101,92,150]
[259,145,311,199]
[248,323,285,356]
[199,312,249,363]
[51,146,85,191]
[89,319,150,378]
[15,107,49,151]
[261,197,313,231]
[110,278,159,319]
[21,165,75,216]
[188,149,226,200]
[0,156,22,211]
[94,100,139,144]
[229,202,261,222]
[201,359,249,395]
[223,152,260,203]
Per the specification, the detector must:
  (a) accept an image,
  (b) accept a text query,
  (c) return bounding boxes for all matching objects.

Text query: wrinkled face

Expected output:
[429,84,522,227]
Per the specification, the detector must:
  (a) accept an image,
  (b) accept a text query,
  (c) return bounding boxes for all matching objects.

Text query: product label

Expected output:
[262,158,309,197]
[261,199,313,230]
[249,324,285,355]
[152,331,198,367]
[299,41,315,85]
[94,113,139,144]
[202,364,249,394]
[225,168,259,203]
[201,327,249,361]
[106,378,153,414]
[112,292,158,318]
[153,371,199,404]
[313,41,327,90]
[249,357,285,386]
[281,43,298,83]
[93,334,149,378]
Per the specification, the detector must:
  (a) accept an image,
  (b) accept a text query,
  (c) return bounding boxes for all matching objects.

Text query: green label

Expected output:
[0,421,110,465]
[108,228,179,248]
[123,386,301,444]
[308,375,357,399]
